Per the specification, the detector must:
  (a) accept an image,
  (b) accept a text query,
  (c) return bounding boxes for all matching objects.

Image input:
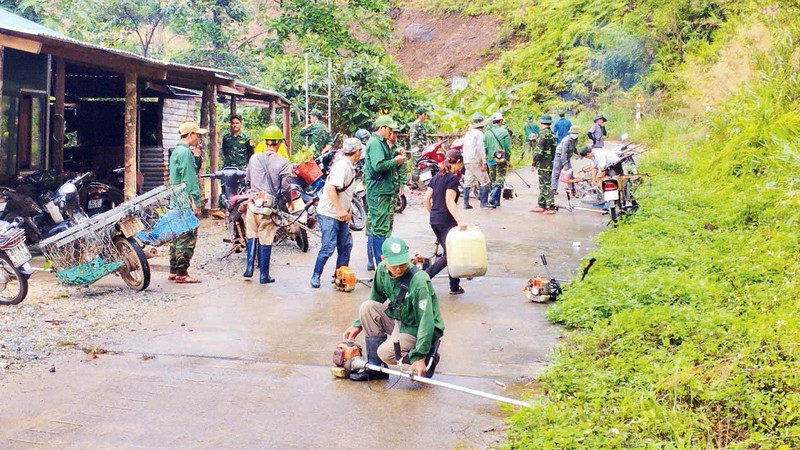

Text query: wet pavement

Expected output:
[0,166,607,449]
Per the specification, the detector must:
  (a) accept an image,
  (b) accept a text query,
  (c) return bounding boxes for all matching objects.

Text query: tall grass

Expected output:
[505,5,800,449]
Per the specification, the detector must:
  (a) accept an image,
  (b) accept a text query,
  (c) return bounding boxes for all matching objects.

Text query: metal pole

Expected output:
[327,58,332,131]
[365,363,531,408]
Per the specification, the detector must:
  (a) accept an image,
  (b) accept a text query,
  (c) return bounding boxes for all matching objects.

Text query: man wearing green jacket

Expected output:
[364,114,405,263]
[484,112,511,207]
[168,121,204,283]
[343,237,444,381]
[530,114,558,214]
[299,109,332,156]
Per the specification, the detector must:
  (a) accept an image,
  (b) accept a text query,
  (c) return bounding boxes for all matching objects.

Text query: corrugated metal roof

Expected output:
[0,7,294,107]
[0,7,66,38]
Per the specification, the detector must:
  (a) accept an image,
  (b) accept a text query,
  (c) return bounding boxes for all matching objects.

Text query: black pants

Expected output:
[426,223,460,291]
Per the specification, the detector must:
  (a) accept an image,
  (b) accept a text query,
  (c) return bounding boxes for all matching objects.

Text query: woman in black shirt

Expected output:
[423,149,468,295]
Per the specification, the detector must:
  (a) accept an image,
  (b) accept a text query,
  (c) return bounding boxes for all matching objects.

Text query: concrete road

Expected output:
[0,168,607,449]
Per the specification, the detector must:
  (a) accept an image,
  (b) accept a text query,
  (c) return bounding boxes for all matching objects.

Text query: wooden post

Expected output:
[199,85,212,209]
[269,101,276,124]
[123,72,138,201]
[54,57,66,182]
[283,107,292,157]
[209,85,219,210]
[230,95,236,116]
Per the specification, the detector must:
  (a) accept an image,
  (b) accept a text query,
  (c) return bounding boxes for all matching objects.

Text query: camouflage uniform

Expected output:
[408,119,431,149]
[168,142,202,277]
[533,126,558,209]
[221,132,254,169]
[523,119,540,159]
[299,121,332,156]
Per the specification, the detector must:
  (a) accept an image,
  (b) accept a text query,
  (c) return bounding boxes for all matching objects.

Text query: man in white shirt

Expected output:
[461,114,493,209]
[577,145,622,181]
[311,138,363,288]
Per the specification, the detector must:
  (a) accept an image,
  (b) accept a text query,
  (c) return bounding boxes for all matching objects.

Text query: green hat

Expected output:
[539,114,553,124]
[374,114,394,129]
[381,237,411,266]
[527,114,533,120]
[310,109,323,119]
[390,122,403,131]
[415,106,427,115]
[262,125,283,141]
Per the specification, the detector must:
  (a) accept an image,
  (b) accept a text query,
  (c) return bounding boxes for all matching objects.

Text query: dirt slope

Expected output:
[387,8,503,81]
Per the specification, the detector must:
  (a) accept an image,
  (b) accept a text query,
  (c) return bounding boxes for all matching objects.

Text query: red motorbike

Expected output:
[412,141,447,188]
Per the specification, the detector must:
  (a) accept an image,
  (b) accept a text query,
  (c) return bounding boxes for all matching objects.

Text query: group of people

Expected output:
[165,107,615,381]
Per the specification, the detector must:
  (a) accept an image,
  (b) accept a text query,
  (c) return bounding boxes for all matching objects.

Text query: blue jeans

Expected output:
[313,214,353,276]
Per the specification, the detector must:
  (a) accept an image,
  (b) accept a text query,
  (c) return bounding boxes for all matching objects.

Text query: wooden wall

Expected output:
[142,97,200,191]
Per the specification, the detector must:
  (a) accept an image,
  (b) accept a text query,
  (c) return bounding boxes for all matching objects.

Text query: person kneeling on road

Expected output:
[310,138,362,288]
[342,237,445,381]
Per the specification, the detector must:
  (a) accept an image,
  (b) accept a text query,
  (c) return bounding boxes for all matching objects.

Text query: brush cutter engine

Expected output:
[331,341,368,378]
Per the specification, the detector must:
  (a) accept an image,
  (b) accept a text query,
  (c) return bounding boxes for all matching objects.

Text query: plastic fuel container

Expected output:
[445,226,488,278]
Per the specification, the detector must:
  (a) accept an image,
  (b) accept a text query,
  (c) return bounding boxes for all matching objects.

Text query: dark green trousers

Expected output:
[366,194,395,238]
[169,229,198,276]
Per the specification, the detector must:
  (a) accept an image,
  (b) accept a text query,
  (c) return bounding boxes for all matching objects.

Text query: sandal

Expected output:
[529,207,546,213]
[542,209,557,215]
[175,275,202,284]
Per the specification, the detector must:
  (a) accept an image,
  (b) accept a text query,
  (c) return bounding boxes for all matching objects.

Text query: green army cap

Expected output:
[527,114,533,120]
[415,106,427,115]
[310,109,323,119]
[390,122,403,132]
[539,114,553,124]
[382,237,411,266]
[374,114,395,129]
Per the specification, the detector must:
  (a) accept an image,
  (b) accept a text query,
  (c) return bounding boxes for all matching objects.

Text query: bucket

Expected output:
[296,158,323,185]
[445,226,488,278]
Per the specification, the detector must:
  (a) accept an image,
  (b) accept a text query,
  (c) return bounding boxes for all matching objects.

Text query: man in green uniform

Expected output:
[530,114,558,215]
[523,113,540,160]
[343,237,444,380]
[221,113,254,169]
[484,112,511,207]
[408,107,431,149]
[299,109,332,156]
[364,115,406,263]
[168,121,204,283]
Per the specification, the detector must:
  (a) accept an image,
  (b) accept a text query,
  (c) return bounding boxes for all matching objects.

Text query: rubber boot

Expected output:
[310,255,326,288]
[489,185,502,207]
[243,238,257,278]
[350,335,390,381]
[479,185,494,209]
[462,187,472,209]
[371,236,386,266]
[258,245,275,284]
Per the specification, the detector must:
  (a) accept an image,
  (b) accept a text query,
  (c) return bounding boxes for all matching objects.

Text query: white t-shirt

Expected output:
[591,147,621,170]
[317,154,357,219]
[462,128,485,164]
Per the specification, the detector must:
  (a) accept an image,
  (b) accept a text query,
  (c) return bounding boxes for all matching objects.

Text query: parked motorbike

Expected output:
[411,141,447,188]
[200,167,248,255]
[0,219,34,305]
[601,139,646,222]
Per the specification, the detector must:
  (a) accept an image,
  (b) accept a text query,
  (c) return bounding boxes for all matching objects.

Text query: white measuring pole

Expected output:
[365,364,530,408]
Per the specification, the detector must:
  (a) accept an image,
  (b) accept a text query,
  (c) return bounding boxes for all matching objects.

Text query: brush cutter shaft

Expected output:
[364,363,530,408]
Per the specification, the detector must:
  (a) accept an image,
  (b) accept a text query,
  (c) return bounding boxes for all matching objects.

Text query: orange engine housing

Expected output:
[334,266,357,292]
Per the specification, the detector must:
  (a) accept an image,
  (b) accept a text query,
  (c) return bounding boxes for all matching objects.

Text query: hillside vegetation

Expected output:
[417,0,800,447]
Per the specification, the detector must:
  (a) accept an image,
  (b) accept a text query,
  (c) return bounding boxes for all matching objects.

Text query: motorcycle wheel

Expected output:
[608,200,619,222]
[295,228,309,253]
[0,253,28,305]
[349,197,366,231]
[395,193,407,214]
[113,237,151,291]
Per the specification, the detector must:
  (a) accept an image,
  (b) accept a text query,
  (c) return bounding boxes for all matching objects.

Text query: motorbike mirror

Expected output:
[620,133,629,141]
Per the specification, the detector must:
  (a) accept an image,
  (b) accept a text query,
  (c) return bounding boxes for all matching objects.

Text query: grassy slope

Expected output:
[500,4,800,448]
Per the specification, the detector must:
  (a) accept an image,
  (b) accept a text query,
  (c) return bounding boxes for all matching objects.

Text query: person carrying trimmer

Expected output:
[242,125,293,284]
[342,237,445,381]
[530,114,558,214]
[484,112,511,207]
[310,138,362,288]
[364,115,405,263]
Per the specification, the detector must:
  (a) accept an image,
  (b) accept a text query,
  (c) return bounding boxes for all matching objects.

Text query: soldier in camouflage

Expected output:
[530,114,558,215]
[299,109,333,156]
[221,114,254,169]
[408,107,432,149]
